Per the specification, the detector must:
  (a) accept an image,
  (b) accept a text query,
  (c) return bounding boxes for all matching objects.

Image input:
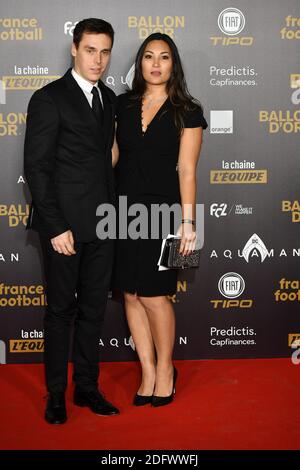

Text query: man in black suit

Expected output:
[24,18,119,424]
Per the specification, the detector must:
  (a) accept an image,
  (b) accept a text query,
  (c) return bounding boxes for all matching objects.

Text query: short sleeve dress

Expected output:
[113,92,208,297]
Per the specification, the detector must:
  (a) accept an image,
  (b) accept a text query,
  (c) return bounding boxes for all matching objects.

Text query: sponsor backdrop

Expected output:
[0,0,299,364]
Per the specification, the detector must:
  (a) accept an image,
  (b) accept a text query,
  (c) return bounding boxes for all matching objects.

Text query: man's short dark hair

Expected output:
[73,18,114,48]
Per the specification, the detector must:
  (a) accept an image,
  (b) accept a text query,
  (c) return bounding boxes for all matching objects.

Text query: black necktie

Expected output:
[91,86,104,126]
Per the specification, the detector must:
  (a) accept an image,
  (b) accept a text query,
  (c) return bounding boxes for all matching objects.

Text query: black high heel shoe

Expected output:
[133,393,153,406]
[151,367,178,407]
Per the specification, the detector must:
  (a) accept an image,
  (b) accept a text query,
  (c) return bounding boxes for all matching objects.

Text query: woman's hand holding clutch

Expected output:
[176,221,197,256]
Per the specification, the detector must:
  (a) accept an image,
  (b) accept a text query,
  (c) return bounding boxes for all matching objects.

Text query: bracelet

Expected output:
[182,219,195,225]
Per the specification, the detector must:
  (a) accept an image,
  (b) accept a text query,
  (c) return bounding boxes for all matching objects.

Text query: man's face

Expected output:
[71,32,112,84]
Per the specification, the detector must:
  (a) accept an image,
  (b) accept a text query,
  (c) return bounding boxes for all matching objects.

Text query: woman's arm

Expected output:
[177,127,203,255]
[111,123,119,167]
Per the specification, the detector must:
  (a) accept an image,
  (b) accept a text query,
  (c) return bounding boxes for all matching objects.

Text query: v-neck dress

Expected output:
[113,92,208,296]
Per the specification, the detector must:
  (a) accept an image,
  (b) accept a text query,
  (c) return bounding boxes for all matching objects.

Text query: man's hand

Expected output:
[51,230,76,256]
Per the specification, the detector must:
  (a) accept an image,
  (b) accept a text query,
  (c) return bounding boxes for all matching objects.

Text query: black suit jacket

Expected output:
[24,68,116,242]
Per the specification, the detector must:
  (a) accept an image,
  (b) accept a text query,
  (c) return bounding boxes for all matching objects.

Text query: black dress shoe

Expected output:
[152,367,178,408]
[133,393,153,406]
[74,388,120,416]
[45,392,67,424]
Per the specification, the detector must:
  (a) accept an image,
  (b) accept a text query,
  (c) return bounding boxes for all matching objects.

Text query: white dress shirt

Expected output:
[71,68,103,108]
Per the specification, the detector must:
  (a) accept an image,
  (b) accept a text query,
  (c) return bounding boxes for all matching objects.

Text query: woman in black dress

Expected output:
[113,33,207,407]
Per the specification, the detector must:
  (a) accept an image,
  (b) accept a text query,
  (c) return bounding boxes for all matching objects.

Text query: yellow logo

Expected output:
[0,113,26,137]
[0,283,46,307]
[290,74,300,88]
[0,204,30,226]
[288,334,300,347]
[210,299,253,309]
[10,339,44,352]
[3,75,59,91]
[280,16,300,40]
[282,200,300,223]
[168,280,187,303]
[274,279,300,302]
[128,16,184,39]
[210,37,253,46]
[0,18,43,41]
[259,110,300,133]
[210,170,267,184]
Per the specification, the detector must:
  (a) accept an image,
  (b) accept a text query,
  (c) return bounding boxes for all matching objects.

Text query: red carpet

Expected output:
[0,358,299,450]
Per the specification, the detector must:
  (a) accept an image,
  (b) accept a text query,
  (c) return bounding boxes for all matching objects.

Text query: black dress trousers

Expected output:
[40,236,114,393]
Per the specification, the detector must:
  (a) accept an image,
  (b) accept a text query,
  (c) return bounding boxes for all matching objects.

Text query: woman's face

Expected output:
[141,40,173,87]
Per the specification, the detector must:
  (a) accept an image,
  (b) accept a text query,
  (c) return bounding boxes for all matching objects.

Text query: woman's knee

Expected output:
[138,295,169,312]
[124,291,140,306]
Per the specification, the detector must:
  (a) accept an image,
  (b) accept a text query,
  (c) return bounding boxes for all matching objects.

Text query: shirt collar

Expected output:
[71,68,99,94]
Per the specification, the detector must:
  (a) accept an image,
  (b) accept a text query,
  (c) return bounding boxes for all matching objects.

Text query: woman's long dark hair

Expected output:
[130,32,202,132]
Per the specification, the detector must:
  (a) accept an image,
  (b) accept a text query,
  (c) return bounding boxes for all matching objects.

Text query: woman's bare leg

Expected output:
[139,295,175,397]
[124,292,156,395]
